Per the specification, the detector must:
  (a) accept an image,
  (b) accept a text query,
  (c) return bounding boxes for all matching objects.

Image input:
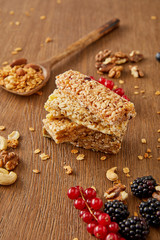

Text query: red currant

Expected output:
[86,198,92,207]
[67,187,80,200]
[91,198,103,210]
[114,88,125,96]
[87,221,98,234]
[81,211,93,223]
[90,76,95,80]
[94,225,108,239]
[98,213,111,226]
[84,188,96,199]
[108,222,119,233]
[120,238,126,240]
[122,95,130,101]
[93,210,103,218]
[74,198,86,210]
[104,80,114,90]
[116,233,121,240]
[105,233,119,240]
[98,77,106,85]
[79,209,89,218]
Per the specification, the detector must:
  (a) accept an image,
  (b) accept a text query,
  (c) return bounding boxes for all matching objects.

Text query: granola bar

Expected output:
[55,70,136,124]
[45,89,129,137]
[43,117,122,154]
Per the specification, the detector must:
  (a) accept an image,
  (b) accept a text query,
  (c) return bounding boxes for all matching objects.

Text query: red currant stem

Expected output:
[79,188,98,221]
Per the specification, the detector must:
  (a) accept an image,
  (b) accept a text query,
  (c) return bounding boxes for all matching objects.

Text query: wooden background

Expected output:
[0,0,160,239]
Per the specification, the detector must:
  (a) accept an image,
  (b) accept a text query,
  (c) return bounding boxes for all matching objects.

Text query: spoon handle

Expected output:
[46,18,120,68]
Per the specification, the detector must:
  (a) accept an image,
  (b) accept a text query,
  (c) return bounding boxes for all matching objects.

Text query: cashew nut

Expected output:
[106,167,118,181]
[8,131,20,140]
[0,136,8,150]
[0,168,17,185]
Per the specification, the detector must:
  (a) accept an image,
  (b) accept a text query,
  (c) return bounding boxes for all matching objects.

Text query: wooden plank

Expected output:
[0,0,160,239]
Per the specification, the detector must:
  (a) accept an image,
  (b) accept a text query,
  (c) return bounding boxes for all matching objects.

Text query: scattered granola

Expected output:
[76,154,85,161]
[34,148,41,154]
[33,169,40,174]
[158,129,160,133]
[45,37,53,43]
[155,91,160,95]
[141,138,147,144]
[119,80,124,84]
[29,127,35,132]
[15,21,20,26]
[151,16,157,20]
[100,156,107,161]
[71,149,78,154]
[40,15,46,20]
[123,167,130,174]
[158,138,160,143]
[129,65,144,78]
[2,61,8,66]
[40,153,50,160]
[157,157,160,161]
[63,165,73,175]
[0,126,5,131]
[138,155,143,160]
[147,148,151,153]
[129,50,144,62]
[134,86,139,89]
[0,150,19,170]
[134,91,139,95]
[9,10,14,15]
[134,212,138,217]
[104,183,128,201]
[0,58,44,93]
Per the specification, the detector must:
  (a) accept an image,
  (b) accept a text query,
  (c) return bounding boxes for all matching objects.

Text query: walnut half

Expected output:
[104,183,128,201]
[0,150,19,170]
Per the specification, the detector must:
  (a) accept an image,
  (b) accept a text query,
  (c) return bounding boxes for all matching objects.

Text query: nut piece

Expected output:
[129,50,144,62]
[8,131,20,140]
[10,58,27,67]
[24,63,41,71]
[76,154,85,160]
[114,51,128,64]
[16,68,25,76]
[106,167,118,181]
[152,191,160,201]
[108,66,123,78]
[104,183,128,201]
[40,153,50,160]
[63,165,73,175]
[0,150,19,170]
[0,168,17,185]
[129,65,144,78]
[7,139,19,149]
[0,136,7,150]
[95,49,112,62]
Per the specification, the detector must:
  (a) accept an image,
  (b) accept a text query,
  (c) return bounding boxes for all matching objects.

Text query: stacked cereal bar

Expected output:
[43,70,136,154]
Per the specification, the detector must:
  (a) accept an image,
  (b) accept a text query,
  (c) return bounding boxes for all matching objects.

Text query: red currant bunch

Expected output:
[67,186,126,240]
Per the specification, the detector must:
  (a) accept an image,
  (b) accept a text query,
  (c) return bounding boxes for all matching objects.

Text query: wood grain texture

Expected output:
[0,0,160,239]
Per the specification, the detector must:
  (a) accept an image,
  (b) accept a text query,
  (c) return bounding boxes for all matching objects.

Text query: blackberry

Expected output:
[156,52,160,62]
[103,200,129,222]
[119,216,149,240]
[131,175,156,198]
[139,198,160,226]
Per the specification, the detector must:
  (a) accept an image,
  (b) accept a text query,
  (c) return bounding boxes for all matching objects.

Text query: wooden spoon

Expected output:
[1,18,120,96]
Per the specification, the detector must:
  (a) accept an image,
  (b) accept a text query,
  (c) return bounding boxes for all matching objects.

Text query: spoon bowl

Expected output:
[0,18,120,96]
